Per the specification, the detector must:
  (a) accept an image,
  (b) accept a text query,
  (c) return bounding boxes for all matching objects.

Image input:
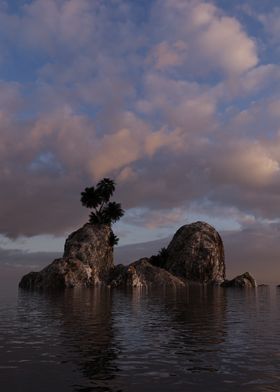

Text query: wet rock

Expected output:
[221,272,257,288]
[109,258,186,288]
[19,224,114,289]
[165,221,225,284]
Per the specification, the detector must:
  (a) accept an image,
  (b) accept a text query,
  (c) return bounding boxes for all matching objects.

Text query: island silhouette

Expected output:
[19,178,257,290]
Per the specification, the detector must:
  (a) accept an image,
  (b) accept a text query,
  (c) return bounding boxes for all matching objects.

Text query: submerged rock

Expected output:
[19,224,114,289]
[165,221,225,284]
[109,258,186,288]
[221,272,257,288]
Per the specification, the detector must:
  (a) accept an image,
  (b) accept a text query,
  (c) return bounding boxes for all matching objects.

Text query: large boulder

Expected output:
[221,272,257,288]
[109,258,186,289]
[63,223,114,278]
[165,221,225,284]
[19,224,114,289]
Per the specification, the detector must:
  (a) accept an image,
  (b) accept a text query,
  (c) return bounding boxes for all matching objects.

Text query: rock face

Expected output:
[109,258,186,289]
[63,223,114,278]
[221,272,257,288]
[165,222,225,284]
[19,224,114,289]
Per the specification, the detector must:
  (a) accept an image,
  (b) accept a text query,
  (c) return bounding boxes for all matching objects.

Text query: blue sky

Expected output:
[1,0,280,281]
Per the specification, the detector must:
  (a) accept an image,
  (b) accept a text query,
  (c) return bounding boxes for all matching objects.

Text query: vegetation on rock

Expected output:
[81,178,124,245]
[150,247,169,268]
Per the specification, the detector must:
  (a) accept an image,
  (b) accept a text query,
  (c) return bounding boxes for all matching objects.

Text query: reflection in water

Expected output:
[57,289,118,391]
[0,286,279,391]
[17,288,119,392]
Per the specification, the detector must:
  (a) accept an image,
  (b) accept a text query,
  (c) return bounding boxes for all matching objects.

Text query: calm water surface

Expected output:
[0,281,280,391]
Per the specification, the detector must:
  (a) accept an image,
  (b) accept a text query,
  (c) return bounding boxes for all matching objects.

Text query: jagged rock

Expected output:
[221,272,257,288]
[109,258,186,288]
[19,224,114,289]
[165,221,225,284]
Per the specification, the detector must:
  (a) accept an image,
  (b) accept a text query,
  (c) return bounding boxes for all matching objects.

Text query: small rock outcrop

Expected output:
[221,272,257,288]
[19,224,114,289]
[109,258,186,288]
[165,222,225,284]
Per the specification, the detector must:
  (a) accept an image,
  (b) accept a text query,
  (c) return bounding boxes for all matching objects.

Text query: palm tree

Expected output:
[81,178,124,245]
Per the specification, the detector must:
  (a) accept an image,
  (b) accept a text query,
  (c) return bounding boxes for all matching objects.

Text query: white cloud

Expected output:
[89,112,184,178]
[211,141,280,187]
[149,41,186,70]
[151,0,258,76]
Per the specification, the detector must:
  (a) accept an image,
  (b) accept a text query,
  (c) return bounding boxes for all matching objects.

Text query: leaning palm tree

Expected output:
[81,178,124,245]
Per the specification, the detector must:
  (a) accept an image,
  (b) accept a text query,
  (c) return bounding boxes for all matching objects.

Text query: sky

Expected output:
[1,0,280,282]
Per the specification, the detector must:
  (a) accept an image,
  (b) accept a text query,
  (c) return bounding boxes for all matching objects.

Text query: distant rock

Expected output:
[19,224,114,289]
[109,258,186,288]
[221,272,257,288]
[165,221,225,285]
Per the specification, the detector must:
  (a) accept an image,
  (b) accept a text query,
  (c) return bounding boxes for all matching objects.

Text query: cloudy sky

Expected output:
[1,0,280,282]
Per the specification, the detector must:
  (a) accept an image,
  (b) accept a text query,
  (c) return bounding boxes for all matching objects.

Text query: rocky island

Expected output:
[19,178,257,290]
[19,221,256,290]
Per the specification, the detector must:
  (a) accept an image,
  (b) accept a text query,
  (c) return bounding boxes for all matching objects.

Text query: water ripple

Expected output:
[0,285,279,391]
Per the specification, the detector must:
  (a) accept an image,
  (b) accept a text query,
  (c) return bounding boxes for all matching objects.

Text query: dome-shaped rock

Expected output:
[165,221,225,284]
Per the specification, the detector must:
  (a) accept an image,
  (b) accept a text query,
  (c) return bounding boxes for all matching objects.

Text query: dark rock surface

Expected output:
[221,272,257,288]
[109,258,186,288]
[19,224,114,289]
[165,221,225,284]
[63,223,114,279]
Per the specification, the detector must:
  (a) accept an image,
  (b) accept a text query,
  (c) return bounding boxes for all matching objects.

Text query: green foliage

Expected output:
[103,202,124,224]
[109,232,119,247]
[81,178,124,246]
[150,247,169,268]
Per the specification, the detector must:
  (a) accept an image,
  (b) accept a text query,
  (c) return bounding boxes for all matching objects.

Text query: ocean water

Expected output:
[0,280,280,392]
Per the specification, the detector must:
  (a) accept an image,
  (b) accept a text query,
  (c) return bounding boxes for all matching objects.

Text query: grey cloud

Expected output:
[0,246,60,269]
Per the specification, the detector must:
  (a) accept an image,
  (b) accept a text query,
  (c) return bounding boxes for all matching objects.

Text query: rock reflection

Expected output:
[141,286,228,374]
[14,285,280,392]
[58,288,119,391]
[18,288,120,392]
